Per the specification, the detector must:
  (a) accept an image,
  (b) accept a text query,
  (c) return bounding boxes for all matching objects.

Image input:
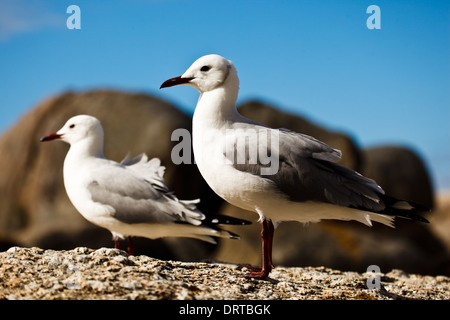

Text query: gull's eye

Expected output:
[200,65,211,72]
[69,124,75,129]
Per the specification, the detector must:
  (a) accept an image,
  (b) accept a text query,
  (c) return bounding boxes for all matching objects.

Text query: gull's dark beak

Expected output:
[40,133,62,142]
[160,76,194,89]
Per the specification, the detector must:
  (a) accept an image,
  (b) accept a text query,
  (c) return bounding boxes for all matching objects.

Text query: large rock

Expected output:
[429,192,450,275]
[360,146,435,209]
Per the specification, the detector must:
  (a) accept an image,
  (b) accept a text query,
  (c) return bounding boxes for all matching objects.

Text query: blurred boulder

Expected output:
[360,145,435,209]
[429,193,450,275]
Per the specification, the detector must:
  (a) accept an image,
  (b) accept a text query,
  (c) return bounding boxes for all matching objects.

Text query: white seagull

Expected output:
[160,54,429,279]
[40,115,249,255]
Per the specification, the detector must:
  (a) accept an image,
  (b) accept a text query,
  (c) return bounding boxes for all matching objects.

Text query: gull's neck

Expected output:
[193,70,241,128]
[65,136,105,169]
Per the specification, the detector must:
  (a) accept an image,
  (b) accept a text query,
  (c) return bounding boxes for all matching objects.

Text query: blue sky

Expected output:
[0,0,449,191]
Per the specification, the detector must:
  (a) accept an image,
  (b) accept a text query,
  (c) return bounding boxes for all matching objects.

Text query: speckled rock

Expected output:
[1,247,449,300]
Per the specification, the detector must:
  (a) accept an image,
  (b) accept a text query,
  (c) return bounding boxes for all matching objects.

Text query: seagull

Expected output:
[160,54,430,279]
[40,115,249,255]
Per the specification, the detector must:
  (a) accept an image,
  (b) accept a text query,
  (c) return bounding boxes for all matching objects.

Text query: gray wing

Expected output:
[278,128,342,162]
[268,156,386,211]
[225,123,342,163]
[229,128,386,212]
[87,158,204,225]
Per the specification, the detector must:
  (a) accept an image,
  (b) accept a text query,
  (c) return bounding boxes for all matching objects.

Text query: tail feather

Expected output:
[379,195,430,223]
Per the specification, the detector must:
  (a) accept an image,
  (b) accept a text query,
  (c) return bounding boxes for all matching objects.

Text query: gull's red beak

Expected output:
[160,76,194,89]
[40,132,62,142]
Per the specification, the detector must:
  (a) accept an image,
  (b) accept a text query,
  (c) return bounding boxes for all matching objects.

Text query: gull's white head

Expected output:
[160,54,238,93]
[40,115,104,146]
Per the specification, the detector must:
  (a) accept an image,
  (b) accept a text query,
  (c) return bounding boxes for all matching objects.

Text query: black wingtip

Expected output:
[402,212,429,223]
[227,231,241,240]
[209,215,252,226]
[381,195,431,223]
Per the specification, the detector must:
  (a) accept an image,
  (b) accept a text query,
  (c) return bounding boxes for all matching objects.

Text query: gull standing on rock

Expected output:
[160,54,429,279]
[41,115,249,255]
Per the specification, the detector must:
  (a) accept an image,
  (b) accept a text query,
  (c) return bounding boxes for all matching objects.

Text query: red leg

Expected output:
[127,236,134,256]
[243,219,274,279]
[114,238,121,250]
[266,220,275,269]
[239,220,275,272]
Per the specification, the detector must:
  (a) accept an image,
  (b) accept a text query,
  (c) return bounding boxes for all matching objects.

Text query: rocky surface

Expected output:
[1,247,449,300]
